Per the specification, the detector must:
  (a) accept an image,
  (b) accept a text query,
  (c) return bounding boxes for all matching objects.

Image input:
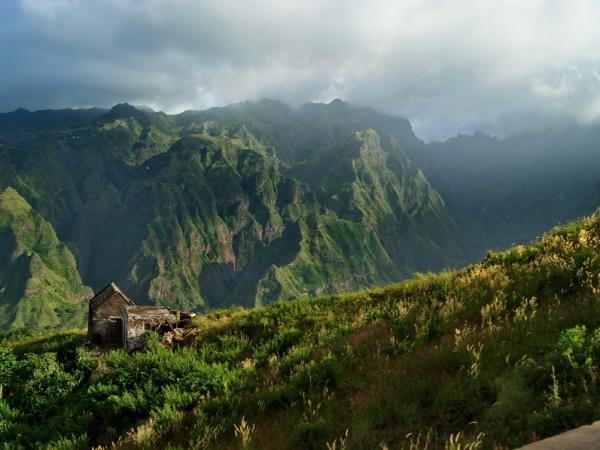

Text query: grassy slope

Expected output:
[2,208,600,449]
[0,187,90,329]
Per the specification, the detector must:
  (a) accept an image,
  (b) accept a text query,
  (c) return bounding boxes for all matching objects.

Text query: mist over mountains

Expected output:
[1,99,598,329]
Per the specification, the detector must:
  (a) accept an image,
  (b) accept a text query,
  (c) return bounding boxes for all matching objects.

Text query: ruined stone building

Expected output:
[88,282,193,350]
[123,306,179,351]
[88,282,133,347]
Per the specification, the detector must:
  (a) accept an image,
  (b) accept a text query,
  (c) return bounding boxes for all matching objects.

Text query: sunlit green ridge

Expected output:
[0,187,90,329]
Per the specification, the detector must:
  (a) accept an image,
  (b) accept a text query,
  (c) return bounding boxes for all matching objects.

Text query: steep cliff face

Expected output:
[0,100,464,324]
[0,188,90,329]
[68,127,417,309]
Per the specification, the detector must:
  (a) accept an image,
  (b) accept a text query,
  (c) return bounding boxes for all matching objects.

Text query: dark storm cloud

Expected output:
[1,0,600,139]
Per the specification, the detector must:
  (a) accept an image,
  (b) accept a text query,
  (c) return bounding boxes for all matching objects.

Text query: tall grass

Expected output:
[1,210,600,449]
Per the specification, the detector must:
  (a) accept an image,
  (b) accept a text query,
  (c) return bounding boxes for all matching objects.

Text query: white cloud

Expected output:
[2,0,600,139]
[530,75,575,100]
[583,96,600,122]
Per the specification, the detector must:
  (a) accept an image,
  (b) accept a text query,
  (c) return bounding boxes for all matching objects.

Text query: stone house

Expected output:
[88,282,194,350]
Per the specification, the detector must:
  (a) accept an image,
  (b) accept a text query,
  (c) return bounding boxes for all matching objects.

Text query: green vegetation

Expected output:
[3,99,597,330]
[0,100,465,322]
[1,99,599,326]
[0,188,90,329]
[2,208,600,448]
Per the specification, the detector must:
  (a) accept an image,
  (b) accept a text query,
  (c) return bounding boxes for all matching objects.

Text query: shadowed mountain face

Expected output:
[0,107,106,132]
[0,99,598,328]
[427,129,600,257]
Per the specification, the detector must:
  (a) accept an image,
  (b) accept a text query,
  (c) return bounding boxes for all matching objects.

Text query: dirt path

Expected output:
[518,421,600,449]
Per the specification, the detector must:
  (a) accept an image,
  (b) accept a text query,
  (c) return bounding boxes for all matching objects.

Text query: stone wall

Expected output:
[123,307,178,351]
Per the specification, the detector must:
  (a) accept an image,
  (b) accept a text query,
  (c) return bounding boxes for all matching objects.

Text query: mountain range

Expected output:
[0,99,598,329]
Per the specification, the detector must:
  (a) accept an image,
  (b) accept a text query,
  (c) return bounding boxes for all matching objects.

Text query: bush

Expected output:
[0,400,20,442]
[10,352,81,414]
[290,353,341,392]
[293,418,330,449]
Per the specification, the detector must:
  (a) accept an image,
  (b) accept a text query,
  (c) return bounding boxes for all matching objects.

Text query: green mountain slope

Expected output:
[75,128,401,309]
[0,100,464,320]
[0,188,90,329]
[2,207,600,449]
[2,99,598,328]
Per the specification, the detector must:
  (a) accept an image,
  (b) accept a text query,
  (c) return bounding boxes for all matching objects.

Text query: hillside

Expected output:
[0,100,464,322]
[1,100,599,330]
[0,187,90,329]
[1,208,600,449]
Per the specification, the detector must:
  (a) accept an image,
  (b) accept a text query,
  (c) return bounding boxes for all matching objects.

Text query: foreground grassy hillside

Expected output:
[2,209,600,449]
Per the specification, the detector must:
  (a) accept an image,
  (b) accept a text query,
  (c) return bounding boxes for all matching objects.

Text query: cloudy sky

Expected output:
[1,0,600,140]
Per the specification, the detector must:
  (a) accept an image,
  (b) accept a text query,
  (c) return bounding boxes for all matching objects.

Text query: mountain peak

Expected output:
[12,107,31,115]
[328,98,347,107]
[98,102,157,127]
[108,103,141,116]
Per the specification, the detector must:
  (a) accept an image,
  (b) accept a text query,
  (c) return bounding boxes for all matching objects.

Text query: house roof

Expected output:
[89,282,134,310]
[124,306,177,321]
